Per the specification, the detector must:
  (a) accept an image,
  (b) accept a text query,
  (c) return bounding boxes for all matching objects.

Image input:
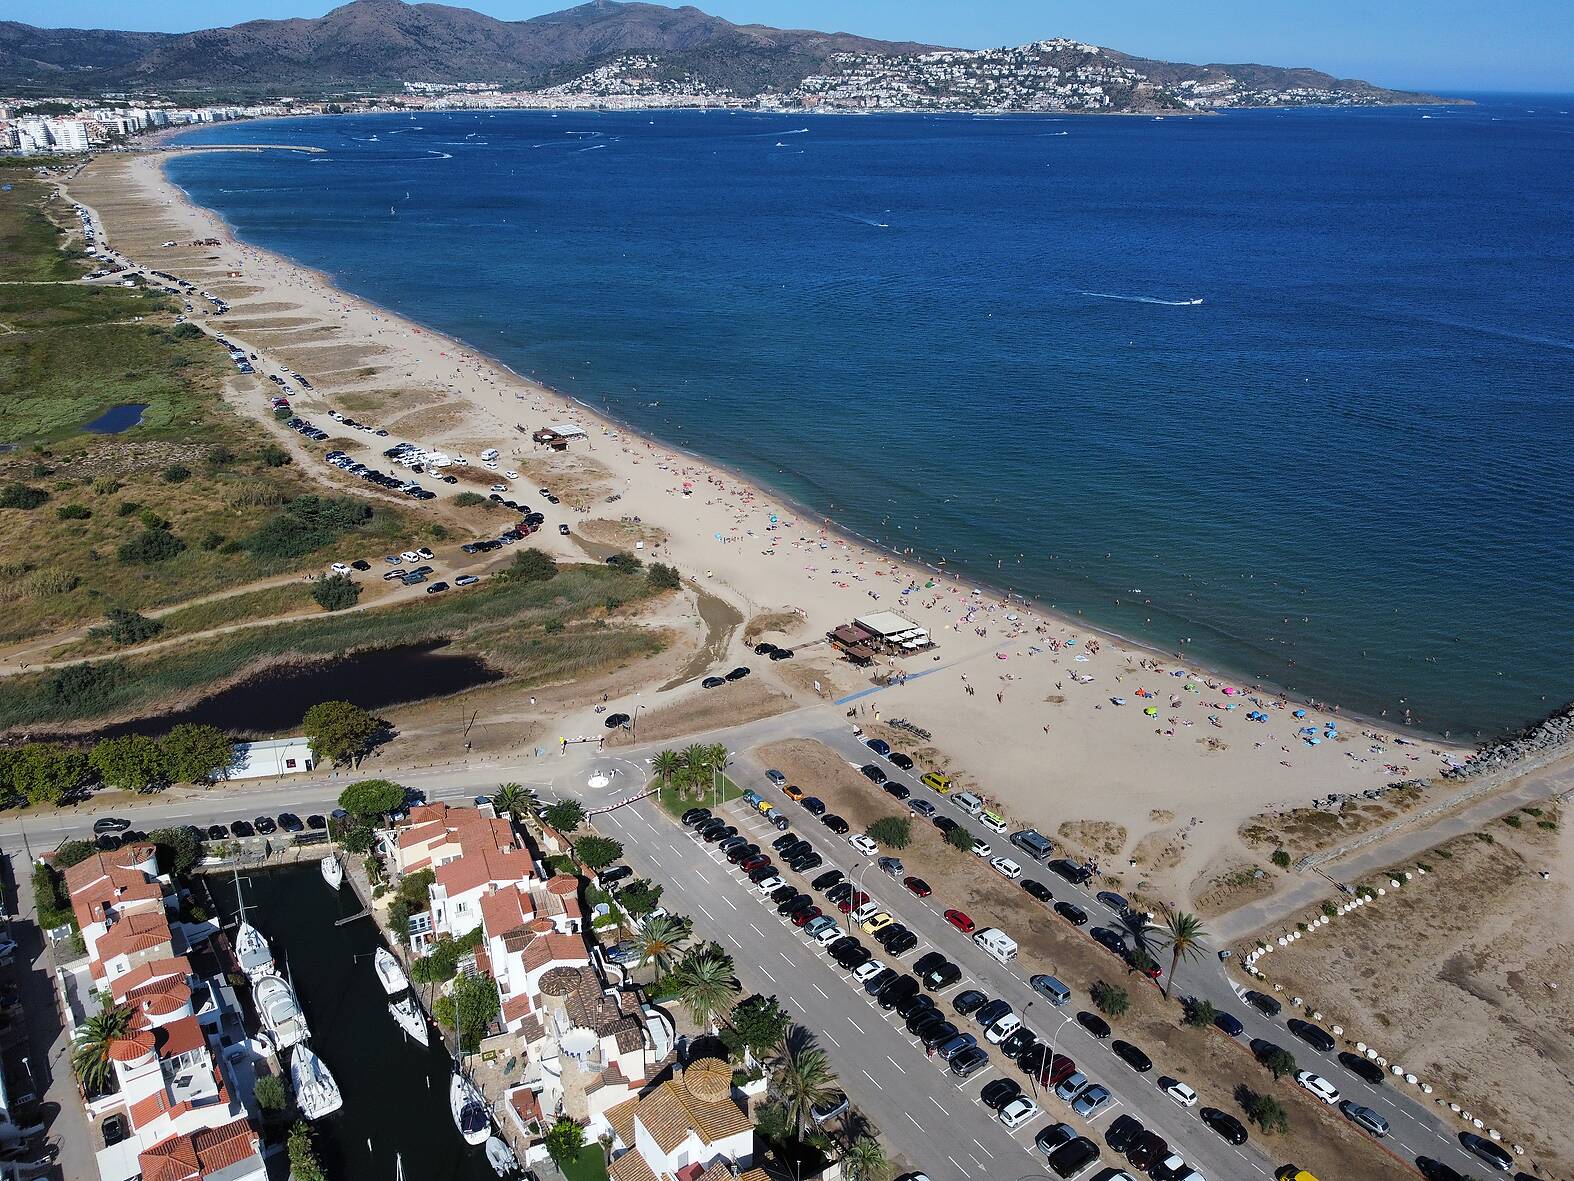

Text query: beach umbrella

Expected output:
[1144,707,1158,717]
[1293,709,1307,718]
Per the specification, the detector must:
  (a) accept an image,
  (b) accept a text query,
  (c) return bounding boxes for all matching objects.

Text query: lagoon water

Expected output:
[168,98,1574,736]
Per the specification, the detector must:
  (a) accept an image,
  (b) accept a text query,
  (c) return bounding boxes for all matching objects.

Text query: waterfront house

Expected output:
[64,844,176,991]
[137,1117,265,1181]
[224,737,314,780]
[602,1058,762,1181]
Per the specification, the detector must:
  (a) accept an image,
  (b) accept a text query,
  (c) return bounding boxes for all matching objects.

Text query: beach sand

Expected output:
[65,149,1471,907]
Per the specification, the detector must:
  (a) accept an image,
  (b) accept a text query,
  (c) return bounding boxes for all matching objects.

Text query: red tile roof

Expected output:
[65,848,164,929]
[153,1015,206,1060]
[96,910,174,962]
[480,885,530,940]
[139,1118,260,1181]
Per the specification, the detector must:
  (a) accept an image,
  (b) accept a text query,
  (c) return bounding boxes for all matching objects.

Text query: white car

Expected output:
[852,960,886,984]
[849,902,882,925]
[399,550,422,563]
[1296,1071,1341,1105]
[848,833,878,858]
[504,470,519,480]
[815,924,844,947]
[986,1014,1022,1044]
[754,875,785,895]
[329,562,353,576]
[491,484,507,493]
[1164,1080,1198,1108]
[990,856,1023,880]
[998,1096,1040,1130]
[970,840,992,858]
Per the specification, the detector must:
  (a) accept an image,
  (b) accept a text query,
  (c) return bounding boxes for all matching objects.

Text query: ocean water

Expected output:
[166,98,1574,737]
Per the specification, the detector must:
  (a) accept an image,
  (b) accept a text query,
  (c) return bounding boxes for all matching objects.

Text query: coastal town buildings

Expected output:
[52,845,265,1181]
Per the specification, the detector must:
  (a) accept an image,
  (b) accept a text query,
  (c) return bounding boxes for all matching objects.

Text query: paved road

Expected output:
[0,709,1529,1181]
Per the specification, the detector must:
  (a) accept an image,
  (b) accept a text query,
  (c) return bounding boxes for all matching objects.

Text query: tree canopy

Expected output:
[304,700,383,766]
[89,734,167,793]
[338,778,405,818]
[149,827,204,877]
[509,549,557,583]
[159,723,233,785]
[6,742,91,804]
[721,994,790,1063]
[866,816,911,849]
[311,574,361,611]
[542,799,585,833]
[573,834,623,872]
[544,1117,585,1171]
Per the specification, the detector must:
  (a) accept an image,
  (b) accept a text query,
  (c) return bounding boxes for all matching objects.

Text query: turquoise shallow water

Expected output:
[167,97,1574,737]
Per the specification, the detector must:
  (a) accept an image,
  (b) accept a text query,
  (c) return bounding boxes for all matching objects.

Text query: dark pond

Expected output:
[89,642,504,741]
[82,403,149,434]
[208,864,501,1181]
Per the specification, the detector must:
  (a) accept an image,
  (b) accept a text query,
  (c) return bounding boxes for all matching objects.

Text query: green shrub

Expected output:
[89,608,164,645]
[200,531,226,551]
[510,549,557,583]
[243,496,373,561]
[648,562,680,590]
[170,321,204,340]
[57,503,91,520]
[1091,980,1129,1017]
[453,491,487,507]
[1502,814,1521,829]
[311,574,361,612]
[605,551,642,573]
[205,445,235,467]
[1270,848,1292,868]
[162,465,191,483]
[866,816,912,849]
[117,500,142,517]
[118,528,186,564]
[138,509,169,530]
[91,478,122,495]
[259,444,292,467]
[0,484,49,509]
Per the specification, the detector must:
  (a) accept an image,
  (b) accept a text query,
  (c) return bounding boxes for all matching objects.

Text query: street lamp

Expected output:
[632,703,644,738]
[1040,1010,1074,1098]
[845,860,876,933]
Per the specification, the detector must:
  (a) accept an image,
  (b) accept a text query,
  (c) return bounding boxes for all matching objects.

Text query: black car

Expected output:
[921,958,961,991]
[1200,1107,1249,1145]
[769,647,793,660]
[604,712,630,728]
[821,814,850,835]
[772,832,799,851]
[254,816,277,835]
[882,781,911,801]
[206,824,228,840]
[278,813,305,833]
[747,865,778,884]
[1076,1010,1111,1039]
[1250,1038,1287,1065]
[932,816,959,835]
[1054,901,1088,926]
[865,738,891,757]
[906,1006,945,1036]
[769,884,798,906]
[306,814,326,830]
[788,852,823,873]
[892,990,932,1020]
[350,559,371,571]
[952,989,988,1017]
[1289,1018,1336,1053]
[601,865,635,885]
[776,891,808,916]
[1048,857,1093,885]
[753,642,776,655]
[96,833,122,850]
[724,666,751,681]
[723,841,755,863]
[702,825,737,844]
[1104,1113,1144,1154]
[1245,989,1282,1017]
[863,967,897,996]
[1091,926,1127,956]
[681,807,712,826]
[701,676,726,689]
[786,895,818,919]
[1047,1138,1099,1180]
[1416,1160,1470,1181]
[878,976,919,1010]
[1021,879,1054,903]
[695,817,726,835]
[1000,1027,1039,1059]
[801,797,827,816]
[1339,1051,1386,1085]
[981,1078,1023,1111]
[880,928,918,956]
[1127,1130,1169,1171]
[890,752,915,770]
[1213,1010,1245,1037]
[859,764,888,784]
[920,1020,960,1050]
[93,816,131,834]
[812,869,845,891]
[230,820,255,838]
[1111,1039,1152,1073]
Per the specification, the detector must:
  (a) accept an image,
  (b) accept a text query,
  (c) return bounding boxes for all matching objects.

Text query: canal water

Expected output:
[209,863,502,1181]
[82,403,148,434]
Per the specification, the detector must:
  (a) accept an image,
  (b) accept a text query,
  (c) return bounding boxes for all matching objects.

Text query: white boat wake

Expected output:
[1080,291,1203,307]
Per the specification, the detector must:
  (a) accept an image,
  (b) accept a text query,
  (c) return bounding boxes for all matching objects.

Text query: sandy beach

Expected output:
[62,147,1472,907]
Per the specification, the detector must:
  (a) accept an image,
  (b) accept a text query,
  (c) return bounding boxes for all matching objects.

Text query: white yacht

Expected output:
[373,947,408,995]
[254,975,310,1050]
[450,1070,490,1146]
[321,853,343,890]
[234,921,273,981]
[485,1135,518,1177]
[389,995,429,1046]
[290,1044,343,1120]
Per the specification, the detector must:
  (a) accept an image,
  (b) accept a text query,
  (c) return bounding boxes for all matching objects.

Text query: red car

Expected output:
[739,855,770,873]
[791,906,822,927]
[837,890,870,915]
[903,877,932,898]
[944,909,975,934]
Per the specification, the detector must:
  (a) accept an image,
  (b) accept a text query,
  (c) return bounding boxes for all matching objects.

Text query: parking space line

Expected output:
[812,982,829,999]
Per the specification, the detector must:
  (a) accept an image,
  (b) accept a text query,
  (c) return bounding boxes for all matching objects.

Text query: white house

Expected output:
[225,738,313,780]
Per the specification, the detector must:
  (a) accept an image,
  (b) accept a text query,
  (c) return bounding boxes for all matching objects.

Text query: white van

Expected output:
[480,447,500,461]
[951,791,984,818]
[973,927,1018,964]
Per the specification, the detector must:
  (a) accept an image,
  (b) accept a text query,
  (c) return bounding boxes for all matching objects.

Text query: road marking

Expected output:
[779,952,794,966]
[929,1095,949,1115]
[885,1054,906,1074]
[812,982,829,999]
[697,903,715,922]
[905,1113,923,1132]
[823,1029,841,1048]
[860,1068,883,1091]
[847,1016,865,1035]
[758,965,776,983]
[748,922,765,938]
[972,1138,994,1159]
[722,896,736,910]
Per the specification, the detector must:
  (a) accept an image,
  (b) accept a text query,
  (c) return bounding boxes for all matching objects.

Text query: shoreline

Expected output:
[147,131,1455,746]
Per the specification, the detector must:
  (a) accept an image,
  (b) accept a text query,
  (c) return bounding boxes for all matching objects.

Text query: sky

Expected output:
[10,0,1574,93]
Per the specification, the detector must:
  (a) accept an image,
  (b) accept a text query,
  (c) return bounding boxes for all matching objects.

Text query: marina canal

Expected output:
[209,863,502,1181]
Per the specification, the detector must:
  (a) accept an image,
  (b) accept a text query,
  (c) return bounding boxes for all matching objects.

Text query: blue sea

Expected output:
[166,97,1574,738]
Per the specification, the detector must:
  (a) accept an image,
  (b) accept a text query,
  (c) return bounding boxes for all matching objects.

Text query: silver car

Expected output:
[1340,1101,1389,1138]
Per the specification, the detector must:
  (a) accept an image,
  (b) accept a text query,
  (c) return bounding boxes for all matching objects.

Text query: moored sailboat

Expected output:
[389,995,429,1046]
[234,920,273,981]
[290,1043,343,1119]
[373,947,408,995]
[254,974,310,1050]
[450,1070,490,1146]
[321,852,343,890]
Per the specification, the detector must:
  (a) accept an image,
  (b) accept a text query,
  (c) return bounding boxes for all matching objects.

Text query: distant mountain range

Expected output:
[0,0,1454,111]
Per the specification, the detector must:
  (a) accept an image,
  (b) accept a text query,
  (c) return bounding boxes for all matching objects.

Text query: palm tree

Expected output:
[72,1001,134,1094]
[669,947,740,1032]
[707,744,732,799]
[491,782,536,822]
[637,914,691,982]
[841,1136,890,1181]
[1119,910,1158,974]
[651,750,682,798]
[1157,907,1208,999]
[772,1025,840,1140]
[682,744,711,801]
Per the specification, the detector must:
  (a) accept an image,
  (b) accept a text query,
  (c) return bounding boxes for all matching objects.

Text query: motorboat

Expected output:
[485,1135,518,1177]
[374,947,409,995]
[254,975,310,1050]
[234,921,273,980]
[321,854,343,890]
[290,1044,343,1120]
[389,995,429,1046]
[450,1070,490,1146]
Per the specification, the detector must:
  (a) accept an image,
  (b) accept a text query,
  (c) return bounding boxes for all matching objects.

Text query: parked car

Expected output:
[1339,1101,1389,1138]
[1076,1010,1110,1039]
[93,817,131,834]
[1295,1071,1341,1105]
[998,1096,1040,1130]
[859,763,888,784]
[904,876,932,897]
[1071,1084,1111,1118]
[1111,1040,1152,1073]
[1022,879,1054,903]
[950,1046,989,1076]
[1289,1018,1336,1053]
[1054,901,1088,926]
[1338,1051,1386,1085]
[1244,989,1282,1017]
[1164,1081,1198,1107]
[1046,1137,1100,1179]
[1213,1010,1245,1038]
[944,909,976,934]
[1459,1132,1513,1171]
[1105,1114,1144,1154]
[1200,1107,1248,1145]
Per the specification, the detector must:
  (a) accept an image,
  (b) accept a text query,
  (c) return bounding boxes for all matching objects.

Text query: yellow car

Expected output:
[861,911,895,935]
[1275,1168,1318,1181]
[783,784,805,801]
[921,772,952,794]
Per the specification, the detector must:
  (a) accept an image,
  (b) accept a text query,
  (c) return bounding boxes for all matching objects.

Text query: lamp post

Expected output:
[632,703,644,738]
[1041,1010,1074,1098]
[846,861,871,933]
